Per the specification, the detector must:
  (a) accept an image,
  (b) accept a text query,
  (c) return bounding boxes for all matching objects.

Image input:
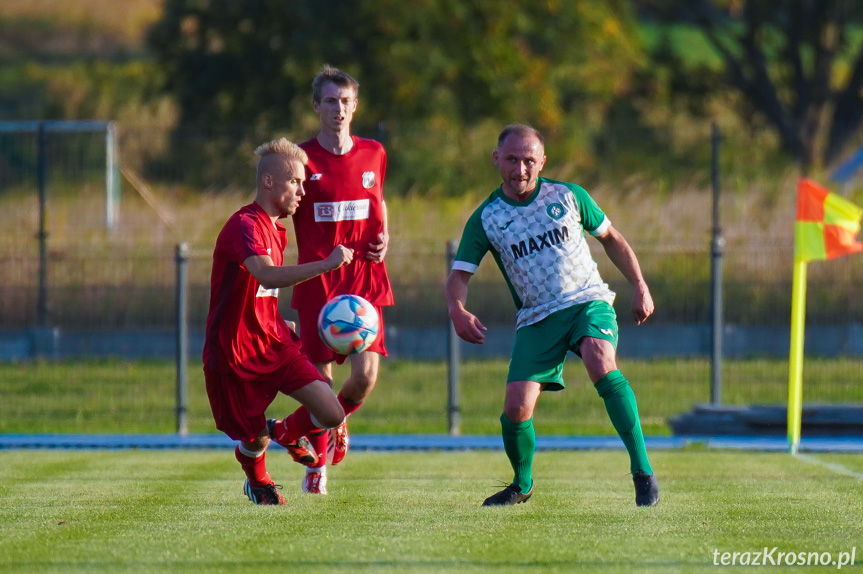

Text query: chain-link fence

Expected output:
[1,123,862,436]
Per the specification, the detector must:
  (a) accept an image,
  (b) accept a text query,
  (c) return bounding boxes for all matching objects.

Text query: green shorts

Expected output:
[507,300,618,391]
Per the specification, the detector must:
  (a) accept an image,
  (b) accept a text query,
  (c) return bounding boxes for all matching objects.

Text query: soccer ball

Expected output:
[317,294,379,355]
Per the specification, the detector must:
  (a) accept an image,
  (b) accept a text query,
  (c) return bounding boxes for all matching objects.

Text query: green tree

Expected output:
[642,0,863,172]
[146,1,310,132]
[147,0,645,193]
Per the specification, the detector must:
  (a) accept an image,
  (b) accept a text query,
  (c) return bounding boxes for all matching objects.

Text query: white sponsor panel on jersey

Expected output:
[256,285,279,298]
[314,199,370,222]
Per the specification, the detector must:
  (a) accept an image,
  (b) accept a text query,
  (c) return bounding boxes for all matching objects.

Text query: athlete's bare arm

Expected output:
[245,245,353,289]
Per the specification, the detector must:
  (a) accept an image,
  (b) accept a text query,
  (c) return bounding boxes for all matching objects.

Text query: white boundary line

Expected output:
[796,453,863,482]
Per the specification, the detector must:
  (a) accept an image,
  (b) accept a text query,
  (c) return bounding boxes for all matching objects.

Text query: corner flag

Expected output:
[788,178,863,453]
[795,178,863,261]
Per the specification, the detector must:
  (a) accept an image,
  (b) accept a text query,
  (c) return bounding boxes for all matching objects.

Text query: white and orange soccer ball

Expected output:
[317,294,380,355]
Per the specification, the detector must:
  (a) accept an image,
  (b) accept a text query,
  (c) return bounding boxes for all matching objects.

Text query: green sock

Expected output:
[500,413,535,493]
[595,370,653,475]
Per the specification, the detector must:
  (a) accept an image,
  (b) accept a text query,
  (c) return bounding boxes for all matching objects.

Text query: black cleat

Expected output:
[633,470,659,507]
[482,481,534,507]
[243,479,285,505]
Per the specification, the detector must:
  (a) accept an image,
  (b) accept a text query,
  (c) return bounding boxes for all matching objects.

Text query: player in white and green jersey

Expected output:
[446,124,659,507]
[454,173,614,331]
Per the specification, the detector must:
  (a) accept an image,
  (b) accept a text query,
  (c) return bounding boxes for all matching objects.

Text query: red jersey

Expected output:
[292,136,394,310]
[203,202,303,381]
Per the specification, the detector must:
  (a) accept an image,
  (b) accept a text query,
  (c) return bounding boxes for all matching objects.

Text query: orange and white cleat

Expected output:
[266,419,319,466]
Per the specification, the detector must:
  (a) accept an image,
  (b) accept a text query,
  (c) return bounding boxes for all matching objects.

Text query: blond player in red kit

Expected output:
[203,138,353,505]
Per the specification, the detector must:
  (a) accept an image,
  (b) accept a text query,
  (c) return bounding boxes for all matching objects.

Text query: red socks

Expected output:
[306,394,361,469]
[236,395,365,485]
[338,393,362,417]
[272,406,316,444]
[234,445,271,487]
[308,430,329,469]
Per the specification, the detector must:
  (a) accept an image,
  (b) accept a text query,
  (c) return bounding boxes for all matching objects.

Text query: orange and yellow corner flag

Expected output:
[795,178,863,261]
[788,177,863,454]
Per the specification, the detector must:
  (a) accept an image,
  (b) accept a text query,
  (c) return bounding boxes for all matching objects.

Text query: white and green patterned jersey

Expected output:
[452,177,615,329]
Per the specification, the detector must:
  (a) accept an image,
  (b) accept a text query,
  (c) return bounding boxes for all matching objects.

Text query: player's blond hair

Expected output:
[254,137,308,164]
[254,138,307,188]
[312,64,359,103]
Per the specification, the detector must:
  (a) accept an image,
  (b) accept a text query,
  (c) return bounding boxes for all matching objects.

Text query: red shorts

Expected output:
[204,352,325,442]
[297,306,388,365]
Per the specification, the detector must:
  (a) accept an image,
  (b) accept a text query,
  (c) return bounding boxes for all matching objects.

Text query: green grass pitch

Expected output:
[4,357,863,436]
[1,449,861,573]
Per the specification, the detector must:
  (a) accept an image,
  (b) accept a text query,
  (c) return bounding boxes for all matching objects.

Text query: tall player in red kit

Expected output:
[203,137,354,505]
[291,65,394,494]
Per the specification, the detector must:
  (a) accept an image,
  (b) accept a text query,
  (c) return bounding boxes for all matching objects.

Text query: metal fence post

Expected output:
[105,122,119,230]
[446,240,461,436]
[175,242,189,435]
[710,123,724,405]
[37,122,48,327]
